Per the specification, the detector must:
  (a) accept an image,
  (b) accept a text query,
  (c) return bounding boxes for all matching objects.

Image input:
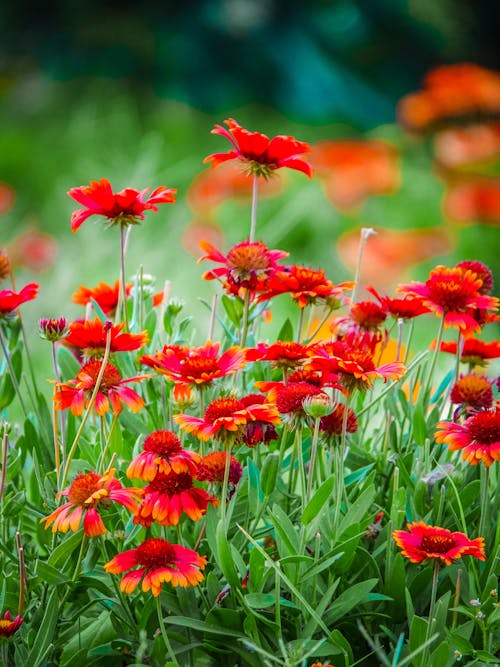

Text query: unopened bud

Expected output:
[39,317,68,342]
[303,394,334,418]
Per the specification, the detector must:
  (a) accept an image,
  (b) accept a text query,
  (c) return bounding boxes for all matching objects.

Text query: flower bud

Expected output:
[302,394,334,418]
[39,317,68,342]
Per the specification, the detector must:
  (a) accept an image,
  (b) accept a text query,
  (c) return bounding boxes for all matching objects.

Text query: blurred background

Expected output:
[1,0,499,352]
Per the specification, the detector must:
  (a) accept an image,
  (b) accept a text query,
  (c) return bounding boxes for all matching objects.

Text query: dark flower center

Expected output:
[135,538,176,568]
[467,410,500,444]
[68,472,101,505]
[204,397,245,422]
[276,383,323,414]
[420,534,456,553]
[143,430,182,456]
[145,471,193,496]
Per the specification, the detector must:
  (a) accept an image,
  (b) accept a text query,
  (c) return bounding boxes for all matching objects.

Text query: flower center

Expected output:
[420,534,456,553]
[68,472,101,505]
[146,471,193,496]
[180,356,221,377]
[276,383,324,414]
[450,375,493,408]
[143,430,182,456]
[467,410,500,444]
[78,360,122,390]
[204,397,245,422]
[197,452,242,485]
[427,269,479,311]
[227,243,271,272]
[135,538,177,568]
[350,302,387,329]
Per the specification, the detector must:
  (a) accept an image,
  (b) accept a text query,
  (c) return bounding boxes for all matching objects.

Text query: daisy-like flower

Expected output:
[0,283,39,316]
[134,470,216,526]
[198,240,288,296]
[40,469,142,537]
[126,430,200,482]
[68,178,177,232]
[273,382,328,428]
[436,337,500,366]
[320,403,359,440]
[197,451,243,495]
[175,395,280,443]
[392,521,486,565]
[444,179,500,226]
[203,118,312,179]
[259,265,353,309]
[310,662,335,667]
[398,265,499,336]
[104,537,206,596]
[64,318,148,357]
[435,407,500,466]
[53,359,148,416]
[456,261,494,295]
[141,341,245,402]
[246,341,313,370]
[73,280,131,317]
[450,374,494,411]
[239,393,279,447]
[366,286,430,320]
[0,610,23,638]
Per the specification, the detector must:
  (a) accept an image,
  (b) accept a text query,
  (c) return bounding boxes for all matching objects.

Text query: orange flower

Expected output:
[258,265,353,309]
[175,396,280,443]
[73,280,131,317]
[40,469,142,537]
[141,341,246,401]
[450,374,494,411]
[455,261,494,295]
[436,337,500,366]
[135,471,216,526]
[311,138,399,210]
[443,178,500,225]
[68,178,176,232]
[64,318,148,356]
[0,283,38,316]
[53,359,147,416]
[398,265,499,336]
[126,430,200,482]
[393,521,486,565]
[198,240,288,295]
[197,452,243,494]
[0,610,23,638]
[320,403,359,439]
[366,286,430,320]
[104,537,206,595]
[434,123,500,168]
[204,118,312,179]
[246,341,314,369]
[435,407,500,467]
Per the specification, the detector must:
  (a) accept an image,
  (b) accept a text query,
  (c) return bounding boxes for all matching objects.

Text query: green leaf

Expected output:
[221,295,244,327]
[430,641,451,667]
[302,475,334,525]
[338,485,375,536]
[216,519,240,590]
[48,530,83,568]
[166,615,245,638]
[268,504,299,556]
[344,463,375,486]
[260,451,280,497]
[0,372,15,409]
[412,403,428,446]
[246,457,263,507]
[56,345,81,380]
[35,561,69,585]
[323,579,378,624]
[277,317,294,341]
[26,587,59,667]
[409,615,429,667]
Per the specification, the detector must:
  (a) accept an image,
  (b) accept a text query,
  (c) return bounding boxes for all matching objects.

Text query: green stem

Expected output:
[72,534,88,582]
[296,306,305,343]
[332,396,350,540]
[239,290,252,348]
[454,330,463,384]
[156,595,178,664]
[249,174,258,242]
[1,642,9,667]
[423,560,440,663]
[479,465,490,542]
[118,224,129,330]
[423,315,445,405]
[220,440,233,526]
[305,417,321,506]
[0,326,29,417]
[403,318,415,364]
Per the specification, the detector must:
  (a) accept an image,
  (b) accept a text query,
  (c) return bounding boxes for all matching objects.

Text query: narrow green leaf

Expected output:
[302,475,334,525]
[216,519,240,590]
[26,587,59,667]
[48,531,83,568]
[166,616,245,638]
[277,318,294,341]
[323,579,378,624]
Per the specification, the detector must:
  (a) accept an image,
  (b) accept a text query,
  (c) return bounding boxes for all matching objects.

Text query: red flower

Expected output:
[104,537,206,595]
[73,280,131,316]
[443,178,500,225]
[246,341,314,369]
[127,430,200,482]
[175,395,280,443]
[434,123,500,168]
[141,341,246,401]
[455,261,494,295]
[366,286,430,320]
[40,469,142,537]
[64,318,148,356]
[135,471,216,526]
[0,282,38,316]
[392,521,486,565]
[54,359,148,416]
[436,337,500,366]
[197,451,243,489]
[0,610,23,638]
[398,265,499,336]
[68,178,177,232]
[199,240,288,295]
[239,393,279,447]
[320,403,359,439]
[435,407,500,467]
[450,374,494,411]
[258,265,353,309]
[204,118,312,179]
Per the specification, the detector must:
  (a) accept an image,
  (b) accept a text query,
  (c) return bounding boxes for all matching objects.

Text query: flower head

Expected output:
[366,286,430,320]
[0,283,39,316]
[199,240,288,295]
[175,395,280,443]
[53,359,148,416]
[141,341,246,401]
[239,393,279,446]
[435,407,500,466]
[68,178,177,232]
[39,317,69,342]
[73,280,131,317]
[398,265,499,336]
[436,337,500,366]
[204,118,312,179]
[104,538,206,596]
[0,610,23,638]
[64,318,148,357]
[246,341,313,369]
[450,374,494,411]
[320,403,359,440]
[40,469,142,537]
[456,261,494,294]
[127,430,201,482]
[392,521,486,565]
[197,451,243,497]
[135,470,216,526]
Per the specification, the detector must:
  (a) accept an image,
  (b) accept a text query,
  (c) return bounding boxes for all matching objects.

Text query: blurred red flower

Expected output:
[443,178,500,225]
[0,283,39,316]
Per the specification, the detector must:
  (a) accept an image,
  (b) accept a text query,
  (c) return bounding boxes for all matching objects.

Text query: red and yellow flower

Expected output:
[366,286,430,320]
[450,374,494,411]
[436,337,500,366]
[435,407,500,466]
[175,395,280,443]
[320,403,359,439]
[134,471,216,526]
[68,178,177,232]
[73,280,131,317]
[40,469,142,537]
[398,265,499,336]
[141,341,245,401]
[0,610,23,638]
[0,282,38,316]
[127,430,200,482]
[246,341,314,369]
[393,521,486,565]
[204,118,312,179]
[197,451,243,492]
[53,359,148,416]
[104,538,206,595]
[64,318,148,356]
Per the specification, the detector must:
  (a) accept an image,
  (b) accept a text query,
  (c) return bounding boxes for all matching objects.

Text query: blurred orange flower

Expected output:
[443,178,500,225]
[434,123,500,168]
